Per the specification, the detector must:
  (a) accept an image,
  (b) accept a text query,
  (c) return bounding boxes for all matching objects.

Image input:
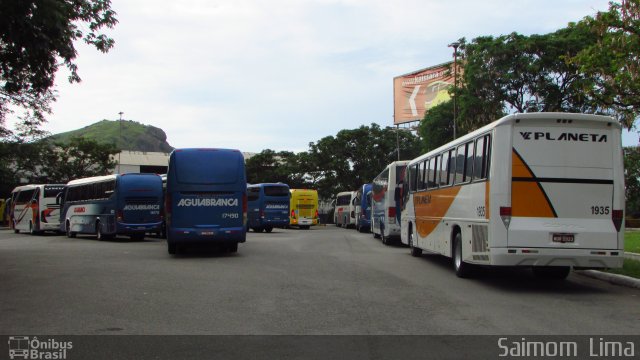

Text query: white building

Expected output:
[112,150,256,174]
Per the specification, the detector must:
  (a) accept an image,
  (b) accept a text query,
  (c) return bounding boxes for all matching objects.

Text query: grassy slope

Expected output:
[50,120,170,152]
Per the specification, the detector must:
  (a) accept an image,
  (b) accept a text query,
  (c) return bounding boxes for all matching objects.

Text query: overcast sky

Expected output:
[29,0,638,152]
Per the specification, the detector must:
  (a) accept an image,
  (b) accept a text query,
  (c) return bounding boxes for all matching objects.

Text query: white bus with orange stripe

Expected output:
[400,113,624,279]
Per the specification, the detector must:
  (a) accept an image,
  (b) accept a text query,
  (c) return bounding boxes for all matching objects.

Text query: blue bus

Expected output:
[247,183,290,233]
[165,148,247,254]
[354,183,372,233]
[60,173,163,240]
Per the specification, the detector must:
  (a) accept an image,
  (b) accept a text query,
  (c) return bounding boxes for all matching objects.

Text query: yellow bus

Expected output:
[289,189,319,229]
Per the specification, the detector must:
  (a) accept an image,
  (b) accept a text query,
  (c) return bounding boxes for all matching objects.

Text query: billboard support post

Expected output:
[448,41,460,140]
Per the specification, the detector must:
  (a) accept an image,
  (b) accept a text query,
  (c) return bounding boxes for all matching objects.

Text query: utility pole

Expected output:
[118,112,123,173]
[448,42,460,140]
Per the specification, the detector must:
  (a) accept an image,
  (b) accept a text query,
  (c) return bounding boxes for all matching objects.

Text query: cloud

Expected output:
[39,0,616,153]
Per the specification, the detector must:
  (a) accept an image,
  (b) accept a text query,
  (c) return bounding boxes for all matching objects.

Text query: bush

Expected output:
[625,218,640,228]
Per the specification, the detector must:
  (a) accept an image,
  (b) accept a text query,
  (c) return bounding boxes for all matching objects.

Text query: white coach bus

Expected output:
[334,191,357,228]
[400,113,624,279]
[372,160,409,244]
[10,184,65,234]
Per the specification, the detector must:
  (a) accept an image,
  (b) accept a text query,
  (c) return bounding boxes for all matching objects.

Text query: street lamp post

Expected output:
[448,41,460,141]
[118,112,123,173]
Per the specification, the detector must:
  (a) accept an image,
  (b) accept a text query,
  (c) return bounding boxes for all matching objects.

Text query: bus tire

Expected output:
[66,222,76,238]
[409,228,422,257]
[453,232,472,278]
[381,231,388,245]
[168,242,177,255]
[96,222,104,241]
[532,266,570,280]
[29,221,39,235]
[300,225,310,230]
[227,242,238,253]
[265,226,273,233]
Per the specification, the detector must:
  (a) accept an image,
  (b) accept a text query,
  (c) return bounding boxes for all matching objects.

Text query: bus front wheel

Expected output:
[29,221,40,235]
[409,228,422,257]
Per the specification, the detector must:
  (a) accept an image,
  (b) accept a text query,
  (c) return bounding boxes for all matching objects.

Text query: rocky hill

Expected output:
[49,120,174,153]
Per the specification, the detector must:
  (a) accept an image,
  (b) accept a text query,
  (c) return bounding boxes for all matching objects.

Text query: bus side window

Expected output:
[419,160,427,190]
[464,141,474,182]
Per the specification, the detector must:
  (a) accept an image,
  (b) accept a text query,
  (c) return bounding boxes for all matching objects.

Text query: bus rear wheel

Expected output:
[453,232,472,278]
[264,226,273,233]
[227,242,238,253]
[168,243,177,255]
[66,222,76,238]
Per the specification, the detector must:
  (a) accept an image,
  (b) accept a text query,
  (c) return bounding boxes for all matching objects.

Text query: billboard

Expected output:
[393,62,454,125]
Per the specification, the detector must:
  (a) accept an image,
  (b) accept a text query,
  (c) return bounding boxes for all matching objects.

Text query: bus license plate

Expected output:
[552,233,574,243]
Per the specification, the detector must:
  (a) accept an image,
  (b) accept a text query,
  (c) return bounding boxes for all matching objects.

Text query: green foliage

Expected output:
[624,146,640,216]
[453,25,600,132]
[568,0,640,129]
[245,124,422,200]
[42,137,119,183]
[50,120,173,152]
[0,136,118,196]
[245,150,307,188]
[304,124,421,199]
[418,100,454,153]
[0,0,117,137]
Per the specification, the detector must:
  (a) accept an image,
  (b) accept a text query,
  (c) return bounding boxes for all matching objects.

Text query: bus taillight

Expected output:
[500,206,512,229]
[291,210,296,220]
[388,207,396,224]
[117,210,123,222]
[612,209,623,232]
[243,193,248,226]
[315,209,319,219]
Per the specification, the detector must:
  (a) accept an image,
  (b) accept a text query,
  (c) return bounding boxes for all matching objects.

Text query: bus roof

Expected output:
[410,112,617,165]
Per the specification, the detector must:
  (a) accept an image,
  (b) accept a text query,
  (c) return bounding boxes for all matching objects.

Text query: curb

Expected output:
[575,270,640,289]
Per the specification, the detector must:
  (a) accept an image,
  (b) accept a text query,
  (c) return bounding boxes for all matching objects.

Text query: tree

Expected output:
[418,100,455,152]
[245,149,308,188]
[40,137,119,183]
[305,124,421,199]
[568,0,640,129]
[0,0,118,135]
[454,25,600,132]
[624,146,640,217]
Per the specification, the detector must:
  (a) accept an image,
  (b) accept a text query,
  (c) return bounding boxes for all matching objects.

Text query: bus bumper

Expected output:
[168,227,246,243]
[490,248,624,268]
[258,219,289,227]
[117,222,162,234]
